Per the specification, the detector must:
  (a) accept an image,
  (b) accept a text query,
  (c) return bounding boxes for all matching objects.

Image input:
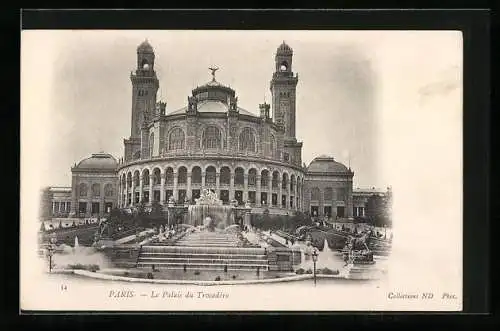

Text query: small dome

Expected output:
[137,39,154,53]
[277,41,293,55]
[307,155,349,174]
[74,153,117,171]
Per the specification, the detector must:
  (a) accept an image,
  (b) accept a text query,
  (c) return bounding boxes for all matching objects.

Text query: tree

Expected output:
[287,211,313,230]
[150,201,166,225]
[150,201,163,216]
[365,194,392,227]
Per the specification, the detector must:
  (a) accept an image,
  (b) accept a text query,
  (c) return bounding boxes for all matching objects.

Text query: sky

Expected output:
[21,30,462,190]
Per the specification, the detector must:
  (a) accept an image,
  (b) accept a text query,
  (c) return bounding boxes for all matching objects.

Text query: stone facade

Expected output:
[69,153,118,218]
[40,40,384,222]
[117,40,305,215]
[303,156,354,219]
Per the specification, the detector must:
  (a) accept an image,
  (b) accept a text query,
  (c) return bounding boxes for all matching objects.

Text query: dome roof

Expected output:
[74,153,117,171]
[307,155,350,174]
[137,39,154,53]
[277,41,293,55]
[197,100,228,113]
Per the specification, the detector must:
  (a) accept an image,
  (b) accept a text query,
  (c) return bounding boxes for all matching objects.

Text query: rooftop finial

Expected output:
[209,66,219,82]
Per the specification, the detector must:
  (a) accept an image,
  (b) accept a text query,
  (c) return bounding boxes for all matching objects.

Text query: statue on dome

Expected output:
[209,66,219,81]
[229,96,238,112]
[188,96,197,112]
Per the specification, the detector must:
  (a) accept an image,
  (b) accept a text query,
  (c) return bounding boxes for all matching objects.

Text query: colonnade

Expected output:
[118,165,304,212]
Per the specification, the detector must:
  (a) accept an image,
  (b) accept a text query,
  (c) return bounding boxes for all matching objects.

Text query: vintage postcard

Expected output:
[20,30,463,311]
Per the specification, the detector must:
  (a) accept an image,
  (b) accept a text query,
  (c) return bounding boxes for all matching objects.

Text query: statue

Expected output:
[195,189,223,206]
[343,232,373,265]
[188,96,197,112]
[209,66,219,81]
[229,96,238,111]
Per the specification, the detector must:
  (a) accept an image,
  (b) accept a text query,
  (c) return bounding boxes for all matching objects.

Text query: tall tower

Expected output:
[270,41,299,140]
[130,39,159,138]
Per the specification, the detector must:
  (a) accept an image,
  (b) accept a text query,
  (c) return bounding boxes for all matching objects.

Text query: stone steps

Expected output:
[174,243,240,247]
[137,230,268,271]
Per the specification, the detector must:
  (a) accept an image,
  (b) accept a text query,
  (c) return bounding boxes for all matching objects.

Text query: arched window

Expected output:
[133,171,140,186]
[142,169,150,186]
[282,173,288,190]
[311,187,321,201]
[220,167,230,185]
[269,135,276,158]
[133,150,141,160]
[126,172,132,187]
[324,187,333,201]
[235,168,244,185]
[261,170,269,187]
[202,126,221,149]
[280,61,288,71]
[248,169,257,186]
[290,175,295,191]
[92,183,100,197]
[192,166,202,184]
[206,166,216,185]
[79,183,88,197]
[168,127,185,150]
[239,127,256,152]
[104,184,114,197]
[178,167,187,185]
[165,167,174,185]
[153,168,161,185]
[149,132,154,158]
[272,171,279,189]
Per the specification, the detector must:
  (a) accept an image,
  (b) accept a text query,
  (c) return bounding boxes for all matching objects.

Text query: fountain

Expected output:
[187,189,235,227]
[224,224,241,233]
[74,236,80,249]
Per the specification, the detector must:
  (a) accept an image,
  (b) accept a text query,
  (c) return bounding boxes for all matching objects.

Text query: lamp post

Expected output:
[47,236,57,273]
[384,224,387,239]
[311,248,318,286]
[47,245,54,273]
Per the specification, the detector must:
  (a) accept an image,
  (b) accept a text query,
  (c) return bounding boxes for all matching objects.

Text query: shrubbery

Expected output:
[250,211,313,232]
[318,268,339,275]
[295,267,340,275]
[295,268,305,275]
[68,264,100,272]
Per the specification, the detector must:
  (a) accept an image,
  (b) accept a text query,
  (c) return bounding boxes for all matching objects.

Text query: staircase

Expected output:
[136,231,269,271]
[173,231,241,247]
